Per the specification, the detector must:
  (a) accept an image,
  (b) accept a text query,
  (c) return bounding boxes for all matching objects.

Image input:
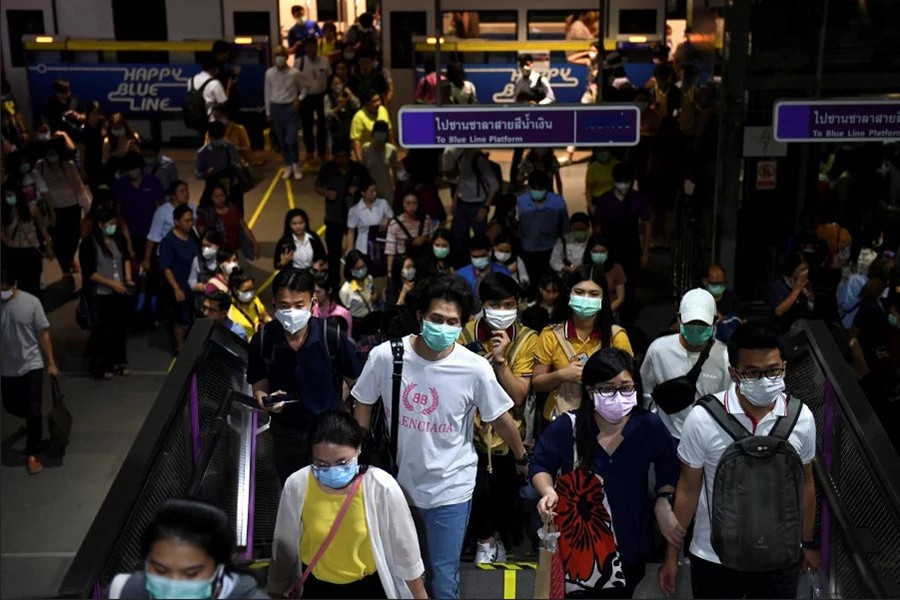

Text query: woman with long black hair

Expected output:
[583,234,628,316]
[1,186,51,297]
[274,208,327,270]
[530,348,680,598]
[79,207,133,379]
[532,265,633,425]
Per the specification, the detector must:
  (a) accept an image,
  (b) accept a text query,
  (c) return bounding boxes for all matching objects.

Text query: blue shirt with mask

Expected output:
[457,261,511,298]
[517,190,570,252]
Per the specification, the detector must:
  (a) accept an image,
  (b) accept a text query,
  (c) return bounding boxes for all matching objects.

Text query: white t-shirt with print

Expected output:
[347,198,393,254]
[352,336,514,509]
[677,383,816,564]
[640,333,731,439]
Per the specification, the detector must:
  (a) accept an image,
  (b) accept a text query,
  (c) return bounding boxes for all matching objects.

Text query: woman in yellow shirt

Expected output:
[532,265,633,425]
[227,271,271,339]
[268,411,427,599]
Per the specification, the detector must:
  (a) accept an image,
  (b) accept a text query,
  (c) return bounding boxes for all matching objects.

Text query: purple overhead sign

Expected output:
[773,100,900,142]
[398,105,640,148]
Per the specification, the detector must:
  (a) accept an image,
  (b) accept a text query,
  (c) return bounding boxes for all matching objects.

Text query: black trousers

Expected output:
[325,221,346,291]
[300,93,327,156]
[1,369,44,456]
[2,246,42,298]
[510,147,525,190]
[520,249,553,296]
[271,424,311,487]
[51,205,82,275]
[470,449,519,542]
[89,293,130,376]
[301,568,386,599]
[689,553,801,600]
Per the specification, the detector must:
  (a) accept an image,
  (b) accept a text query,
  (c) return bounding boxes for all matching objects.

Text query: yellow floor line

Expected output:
[316,224,326,237]
[256,269,279,294]
[504,569,516,599]
[247,168,283,229]
[285,178,295,210]
[167,357,176,372]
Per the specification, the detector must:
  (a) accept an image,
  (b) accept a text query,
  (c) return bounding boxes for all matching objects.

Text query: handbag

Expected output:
[651,337,714,415]
[361,339,404,476]
[366,224,388,277]
[75,292,94,330]
[282,473,364,599]
[237,162,265,192]
[534,517,564,600]
[47,376,73,453]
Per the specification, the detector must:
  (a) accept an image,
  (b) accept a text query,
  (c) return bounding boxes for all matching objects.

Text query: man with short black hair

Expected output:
[247,268,362,485]
[549,212,592,275]
[517,170,570,292]
[353,274,528,600]
[287,5,323,61]
[187,54,228,121]
[509,55,555,184]
[141,139,179,193]
[38,78,85,139]
[702,263,743,342]
[201,290,248,340]
[456,234,510,307]
[659,322,819,599]
[296,40,330,169]
[1,266,59,475]
[442,148,500,266]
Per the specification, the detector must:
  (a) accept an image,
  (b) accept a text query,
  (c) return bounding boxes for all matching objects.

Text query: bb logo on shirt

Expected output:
[398,382,456,434]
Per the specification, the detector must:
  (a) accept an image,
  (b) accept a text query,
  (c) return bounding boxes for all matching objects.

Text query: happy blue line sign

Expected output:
[773,100,900,142]
[398,105,640,148]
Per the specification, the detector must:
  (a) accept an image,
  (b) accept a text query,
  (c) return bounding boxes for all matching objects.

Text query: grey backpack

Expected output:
[698,394,805,572]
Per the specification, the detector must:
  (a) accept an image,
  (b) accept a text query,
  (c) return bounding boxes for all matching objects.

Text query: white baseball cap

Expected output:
[679,288,716,326]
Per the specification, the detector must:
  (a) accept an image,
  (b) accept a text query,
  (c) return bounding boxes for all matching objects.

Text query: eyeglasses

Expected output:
[311,458,356,470]
[588,384,636,398]
[735,366,786,381]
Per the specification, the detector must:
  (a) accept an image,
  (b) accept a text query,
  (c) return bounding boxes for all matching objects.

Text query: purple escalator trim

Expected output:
[92,579,101,599]
[242,409,259,560]
[189,373,200,465]
[821,379,836,575]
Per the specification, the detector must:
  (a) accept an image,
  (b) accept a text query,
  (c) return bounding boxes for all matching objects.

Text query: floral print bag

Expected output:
[554,414,627,595]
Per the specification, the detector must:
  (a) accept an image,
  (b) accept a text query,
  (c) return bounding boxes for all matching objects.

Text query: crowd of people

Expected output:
[2,5,900,600]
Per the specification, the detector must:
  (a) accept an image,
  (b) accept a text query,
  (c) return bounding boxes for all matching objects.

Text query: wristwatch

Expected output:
[656,492,675,507]
[516,450,533,466]
[494,356,508,368]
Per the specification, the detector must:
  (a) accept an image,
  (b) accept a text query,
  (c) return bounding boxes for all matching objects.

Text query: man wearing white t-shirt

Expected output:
[659,323,820,599]
[641,288,731,440]
[187,55,228,120]
[353,274,529,600]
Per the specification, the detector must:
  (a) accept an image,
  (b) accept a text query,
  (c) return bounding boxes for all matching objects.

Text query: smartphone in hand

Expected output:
[571,352,589,365]
[263,393,300,406]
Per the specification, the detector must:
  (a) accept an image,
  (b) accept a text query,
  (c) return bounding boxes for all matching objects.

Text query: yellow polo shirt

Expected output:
[350,106,392,146]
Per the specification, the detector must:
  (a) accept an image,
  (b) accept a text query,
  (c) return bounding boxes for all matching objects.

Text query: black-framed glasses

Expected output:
[588,384,637,398]
[735,365,786,381]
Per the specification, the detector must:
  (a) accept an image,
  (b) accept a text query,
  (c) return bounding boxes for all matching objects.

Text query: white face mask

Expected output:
[202,246,218,260]
[739,376,786,408]
[484,308,517,330]
[222,261,238,275]
[614,182,632,194]
[0,289,13,301]
[402,267,416,281]
[588,50,598,61]
[275,307,312,334]
[275,56,287,67]
[396,168,410,182]
[237,290,255,303]
[494,251,512,263]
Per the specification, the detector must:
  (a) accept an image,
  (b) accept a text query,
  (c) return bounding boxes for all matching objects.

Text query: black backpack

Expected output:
[698,394,805,572]
[183,76,214,131]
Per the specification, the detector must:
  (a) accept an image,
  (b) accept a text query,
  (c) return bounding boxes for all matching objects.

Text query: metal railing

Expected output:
[786,320,900,599]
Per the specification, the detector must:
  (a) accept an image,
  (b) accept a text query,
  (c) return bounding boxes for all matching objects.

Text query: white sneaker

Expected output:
[474,541,497,564]
[280,167,292,180]
[292,163,304,180]
[495,540,508,563]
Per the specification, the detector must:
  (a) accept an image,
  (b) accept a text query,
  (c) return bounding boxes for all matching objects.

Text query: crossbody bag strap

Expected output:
[389,339,405,465]
[685,338,715,384]
[393,217,415,242]
[286,474,363,597]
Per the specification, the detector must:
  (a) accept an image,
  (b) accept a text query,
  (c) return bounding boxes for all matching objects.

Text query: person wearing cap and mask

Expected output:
[659,323,818,599]
[247,268,362,486]
[517,171,570,295]
[549,212,592,276]
[458,273,539,565]
[352,274,528,600]
[640,288,731,441]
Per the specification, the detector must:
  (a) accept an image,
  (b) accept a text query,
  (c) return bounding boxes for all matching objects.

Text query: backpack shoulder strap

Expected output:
[507,327,537,363]
[560,236,570,265]
[551,323,577,360]
[198,76,215,94]
[389,339,405,463]
[697,394,750,442]
[324,318,345,390]
[769,395,803,441]
[460,324,476,346]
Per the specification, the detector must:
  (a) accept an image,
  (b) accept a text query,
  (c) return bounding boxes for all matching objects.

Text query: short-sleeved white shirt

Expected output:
[677,383,816,564]
[352,336,514,508]
[189,72,227,117]
[347,198,393,254]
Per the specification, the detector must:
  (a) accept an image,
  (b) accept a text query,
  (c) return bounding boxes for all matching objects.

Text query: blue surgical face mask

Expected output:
[531,189,547,201]
[4,194,17,206]
[421,320,461,352]
[471,256,490,270]
[351,267,368,280]
[104,224,117,236]
[707,283,726,297]
[681,323,714,346]
[313,457,359,489]
[433,245,450,259]
[889,313,899,328]
[569,295,602,318]
[144,564,223,600]
[591,252,608,265]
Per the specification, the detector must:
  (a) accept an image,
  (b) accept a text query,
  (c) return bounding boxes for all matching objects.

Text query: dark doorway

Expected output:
[112,0,168,63]
[6,10,46,67]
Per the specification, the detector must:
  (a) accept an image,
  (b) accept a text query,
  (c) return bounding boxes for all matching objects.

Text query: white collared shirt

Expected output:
[677,382,816,564]
[296,55,330,96]
[291,233,314,269]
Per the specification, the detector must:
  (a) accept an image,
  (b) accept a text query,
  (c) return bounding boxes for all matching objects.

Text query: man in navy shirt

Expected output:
[286,5,322,61]
[247,268,361,485]
[517,170,569,294]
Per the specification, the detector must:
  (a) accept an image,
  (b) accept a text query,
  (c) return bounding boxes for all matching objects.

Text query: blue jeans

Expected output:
[270,102,299,166]
[411,499,472,599]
